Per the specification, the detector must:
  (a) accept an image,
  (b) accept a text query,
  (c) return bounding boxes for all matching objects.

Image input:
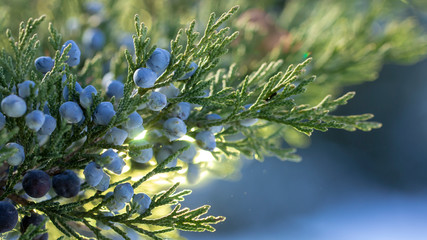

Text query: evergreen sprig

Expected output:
[0,3,400,240]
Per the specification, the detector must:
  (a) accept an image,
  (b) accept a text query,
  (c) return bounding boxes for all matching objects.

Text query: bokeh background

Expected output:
[182,58,427,240]
[1,0,427,239]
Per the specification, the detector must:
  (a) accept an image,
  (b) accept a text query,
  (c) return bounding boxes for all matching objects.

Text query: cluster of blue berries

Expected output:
[0,24,260,234]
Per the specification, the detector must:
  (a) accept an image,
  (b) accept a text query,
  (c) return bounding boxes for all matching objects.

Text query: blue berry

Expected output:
[0,112,5,130]
[37,133,49,146]
[178,61,198,80]
[156,83,180,98]
[195,131,216,151]
[18,80,37,98]
[84,162,104,187]
[95,171,110,191]
[93,102,116,125]
[59,101,83,124]
[84,1,103,15]
[1,94,27,117]
[5,142,25,166]
[105,192,126,212]
[22,170,51,198]
[102,72,115,90]
[146,48,170,75]
[0,201,18,233]
[102,149,126,175]
[163,117,187,141]
[82,28,105,51]
[171,141,197,163]
[61,40,81,67]
[63,82,83,101]
[52,170,81,198]
[187,163,201,184]
[123,111,143,129]
[106,80,124,100]
[133,68,157,88]
[104,127,128,146]
[114,183,134,203]
[147,92,167,111]
[20,213,48,240]
[38,114,56,135]
[206,113,223,133]
[169,102,191,120]
[155,147,178,167]
[25,110,45,131]
[34,56,54,73]
[132,147,153,164]
[133,193,151,214]
[126,125,145,139]
[79,85,97,109]
[118,33,135,53]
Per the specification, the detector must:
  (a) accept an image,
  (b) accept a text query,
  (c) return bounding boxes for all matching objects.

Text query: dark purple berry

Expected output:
[21,213,48,240]
[52,170,81,198]
[22,170,51,198]
[0,201,18,233]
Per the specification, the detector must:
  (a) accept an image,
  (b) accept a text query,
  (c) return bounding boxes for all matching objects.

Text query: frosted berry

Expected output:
[95,171,110,192]
[147,92,167,111]
[0,201,18,233]
[123,111,143,129]
[146,48,170,75]
[206,113,223,133]
[178,61,198,80]
[5,142,25,166]
[93,102,116,125]
[37,133,49,146]
[163,117,187,141]
[114,183,134,203]
[105,192,126,212]
[171,141,197,163]
[25,110,45,131]
[22,170,51,198]
[63,82,83,101]
[106,80,124,100]
[83,162,104,187]
[52,170,81,198]
[61,40,81,66]
[133,68,157,88]
[156,83,180,98]
[104,127,128,146]
[126,125,145,139]
[196,131,216,151]
[20,213,48,240]
[102,149,126,174]
[38,114,57,135]
[82,28,105,51]
[34,56,54,74]
[84,1,103,15]
[79,85,97,109]
[18,80,37,98]
[169,102,191,120]
[155,146,178,167]
[1,94,27,117]
[132,148,153,164]
[133,193,151,214]
[59,101,83,124]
